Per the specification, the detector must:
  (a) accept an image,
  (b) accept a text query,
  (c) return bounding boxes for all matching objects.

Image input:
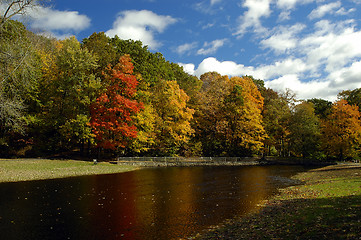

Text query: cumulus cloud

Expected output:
[256,58,308,79]
[178,63,196,75]
[183,54,359,101]
[197,39,227,55]
[300,20,361,73]
[265,61,361,101]
[29,7,91,32]
[235,0,272,35]
[188,57,254,77]
[106,10,177,50]
[328,61,361,89]
[265,75,333,100]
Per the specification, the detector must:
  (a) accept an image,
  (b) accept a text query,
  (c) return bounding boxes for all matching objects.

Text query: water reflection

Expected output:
[0,165,307,240]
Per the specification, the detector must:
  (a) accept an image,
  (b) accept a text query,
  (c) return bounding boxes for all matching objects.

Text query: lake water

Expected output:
[0,165,308,239]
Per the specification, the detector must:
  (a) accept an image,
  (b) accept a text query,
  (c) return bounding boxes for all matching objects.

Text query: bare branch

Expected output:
[0,0,37,29]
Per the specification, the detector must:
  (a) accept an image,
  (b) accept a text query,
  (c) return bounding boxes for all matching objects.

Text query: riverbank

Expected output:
[0,159,139,183]
[195,163,361,239]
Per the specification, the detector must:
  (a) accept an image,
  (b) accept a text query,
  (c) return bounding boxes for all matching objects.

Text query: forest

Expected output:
[1,18,361,161]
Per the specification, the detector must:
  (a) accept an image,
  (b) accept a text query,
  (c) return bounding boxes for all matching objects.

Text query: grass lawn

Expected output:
[195,163,361,240]
[0,159,140,183]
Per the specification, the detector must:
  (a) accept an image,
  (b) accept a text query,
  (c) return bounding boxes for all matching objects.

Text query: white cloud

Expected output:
[178,63,196,75]
[188,57,308,79]
[2,4,91,37]
[328,61,361,89]
[197,39,227,55]
[192,57,255,77]
[235,0,272,35]
[185,56,337,100]
[261,23,306,53]
[277,0,301,9]
[265,75,332,100]
[175,42,198,55]
[308,1,342,20]
[256,58,308,79]
[29,7,91,32]
[106,10,177,50]
[265,61,361,101]
[276,0,314,21]
[300,20,361,73]
[210,0,222,5]
[202,22,215,30]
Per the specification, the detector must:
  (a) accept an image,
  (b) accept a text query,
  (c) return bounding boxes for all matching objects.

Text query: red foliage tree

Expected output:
[90,55,143,150]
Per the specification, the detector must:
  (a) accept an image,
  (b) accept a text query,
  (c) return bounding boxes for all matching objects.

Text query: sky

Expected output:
[9,0,361,100]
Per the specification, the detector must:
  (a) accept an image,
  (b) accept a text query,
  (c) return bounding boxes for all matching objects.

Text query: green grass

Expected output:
[196,163,361,240]
[0,159,140,183]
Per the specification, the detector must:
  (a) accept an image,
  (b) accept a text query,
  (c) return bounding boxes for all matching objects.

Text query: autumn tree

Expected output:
[223,76,265,155]
[262,89,293,157]
[194,73,265,156]
[338,88,361,113]
[90,55,143,152]
[193,72,231,156]
[109,37,201,100]
[321,99,361,160]
[152,80,195,156]
[288,102,320,158]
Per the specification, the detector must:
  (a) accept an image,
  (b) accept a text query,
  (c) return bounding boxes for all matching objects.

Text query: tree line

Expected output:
[1,19,361,161]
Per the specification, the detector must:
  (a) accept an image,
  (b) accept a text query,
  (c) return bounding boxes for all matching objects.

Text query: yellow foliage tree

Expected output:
[225,76,266,154]
[321,99,361,160]
[152,80,195,155]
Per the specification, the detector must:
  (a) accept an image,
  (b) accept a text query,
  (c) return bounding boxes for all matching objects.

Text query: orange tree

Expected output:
[321,99,361,160]
[90,55,143,152]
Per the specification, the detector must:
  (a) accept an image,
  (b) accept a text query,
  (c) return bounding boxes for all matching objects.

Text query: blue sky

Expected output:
[10,0,361,100]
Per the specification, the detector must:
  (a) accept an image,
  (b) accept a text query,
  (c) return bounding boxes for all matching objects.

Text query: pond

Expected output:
[0,165,308,239]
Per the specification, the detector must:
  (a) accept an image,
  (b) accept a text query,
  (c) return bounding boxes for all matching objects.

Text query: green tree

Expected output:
[307,98,332,119]
[0,20,42,155]
[262,89,291,156]
[37,36,100,152]
[289,102,320,158]
[82,32,117,77]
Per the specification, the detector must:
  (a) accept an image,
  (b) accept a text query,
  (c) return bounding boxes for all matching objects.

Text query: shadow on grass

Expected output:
[310,165,361,173]
[198,194,361,240]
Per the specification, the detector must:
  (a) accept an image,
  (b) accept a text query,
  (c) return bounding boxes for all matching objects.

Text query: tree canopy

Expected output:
[2,21,361,161]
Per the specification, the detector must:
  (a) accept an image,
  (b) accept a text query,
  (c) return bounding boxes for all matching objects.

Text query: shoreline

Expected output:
[0,157,338,183]
[194,163,361,239]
